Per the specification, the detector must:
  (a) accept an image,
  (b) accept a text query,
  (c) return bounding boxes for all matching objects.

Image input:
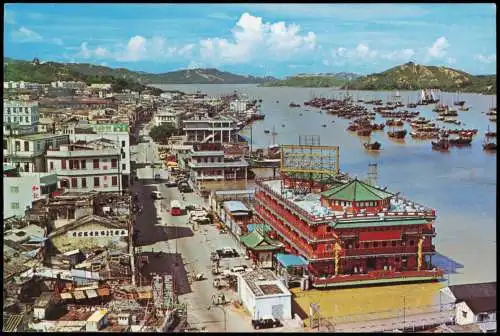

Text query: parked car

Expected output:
[216,248,238,258]
[251,318,281,330]
[230,265,247,273]
[166,181,177,187]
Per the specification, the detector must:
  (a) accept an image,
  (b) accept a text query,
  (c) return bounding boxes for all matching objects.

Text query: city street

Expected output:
[131,124,256,332]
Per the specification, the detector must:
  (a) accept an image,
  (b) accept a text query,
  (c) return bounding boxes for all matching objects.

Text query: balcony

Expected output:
[311,268,444,286]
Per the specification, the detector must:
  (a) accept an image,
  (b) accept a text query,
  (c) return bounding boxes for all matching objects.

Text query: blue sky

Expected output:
[4,3,497,77]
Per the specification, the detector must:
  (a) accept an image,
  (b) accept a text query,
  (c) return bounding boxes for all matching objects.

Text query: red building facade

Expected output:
[254,178,443,288]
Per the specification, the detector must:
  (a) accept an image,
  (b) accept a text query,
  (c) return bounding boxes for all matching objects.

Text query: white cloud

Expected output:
[187,60,202,69]
[5,9,16,24]
[333,44,378,59]
[11,26,43,43]
[474,54,496,64]
[427,36,449,59]
[199,12,317,64]
[94,47,111,58]
[382,48,415,61]
[52,38,64,46]
[79,42,92,58]
[100,62,108,67]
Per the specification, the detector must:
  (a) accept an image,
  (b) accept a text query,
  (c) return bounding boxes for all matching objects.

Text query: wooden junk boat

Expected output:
[485,127,497,138]
[357,128,372,137]
[388,129,407,139]
[432,138,450,151]
[363,139,381,151]
[407,103,418,108]
[448,136,472,147]
[386,119,404,127]
[483,141,497,151]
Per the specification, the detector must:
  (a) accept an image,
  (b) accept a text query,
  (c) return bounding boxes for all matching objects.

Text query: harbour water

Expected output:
[154,84,496,286]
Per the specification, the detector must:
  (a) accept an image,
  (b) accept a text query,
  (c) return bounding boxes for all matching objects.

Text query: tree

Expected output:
[149,123,177,144]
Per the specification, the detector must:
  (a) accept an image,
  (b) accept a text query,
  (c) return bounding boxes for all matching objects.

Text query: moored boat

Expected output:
[483,142,497,151]
[449,136,472,147]
[432,138,450,151]
[364,141,381,151]
[289,102,301,108]
[388,129,407,139]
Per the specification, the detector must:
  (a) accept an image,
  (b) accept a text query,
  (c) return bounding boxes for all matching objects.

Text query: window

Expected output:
[462,311,467,318]
[364,242,369,248]
[10,186,19,193]
[71,178,77,188]
[409,240,414,246]
[74,160,80,169]
[373,242,379,247]
[11,202,20,209]
[24,163,30,172]
[90,231,94,236]
[122,163,126,170]
[78,232,83,237]
[81,160,86,169]
[15,141,20,152]
[111,159,117,168]
[94,177,100,187]
[36,142,41,151]
[61,160,67,169]
[25,116,29,123]
[81,178,87,188]
[392,241,397,246]
[122,151,125,159]
[24,141,29,151]
[84,232,88,237]
[112,176,118,186]
[3,139,8,150]
[121,140,126,147]
[101,231,105,236]
[69,160,73,170]
[93,159,99,169]
[115,230,120,235]
[382,241,387,247]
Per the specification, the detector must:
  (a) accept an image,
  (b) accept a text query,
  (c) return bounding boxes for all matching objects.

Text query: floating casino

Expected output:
[254,174,444,288]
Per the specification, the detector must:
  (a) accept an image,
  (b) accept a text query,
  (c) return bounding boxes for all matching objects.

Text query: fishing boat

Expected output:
[432,138,450,151]
[299,113,303,116]
[289,102,301,108]
[449,136,472,147]
[363,141,382,151]
[322,124,327,128]
[264,130,270,134]
[453,91,466,106]
[483,141,497,151]
[388,129,407,139]
[485,126,497,138]
[458,106,469,111]
[357,128,372,137]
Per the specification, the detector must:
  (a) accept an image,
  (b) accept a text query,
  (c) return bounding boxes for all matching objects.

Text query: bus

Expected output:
[170,200,183,216]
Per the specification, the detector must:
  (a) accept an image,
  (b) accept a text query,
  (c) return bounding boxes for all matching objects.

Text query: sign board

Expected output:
[280,145,340,175]
[90,123,129,133]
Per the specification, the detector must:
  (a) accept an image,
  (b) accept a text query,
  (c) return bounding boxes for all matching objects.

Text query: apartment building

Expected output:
[46,139,125,193]
[3,133,70,172]
[4,100,40,134]
[183,115,239,144]
[188,143,249,186]
[154,108,185,128]
[3,164,58,219]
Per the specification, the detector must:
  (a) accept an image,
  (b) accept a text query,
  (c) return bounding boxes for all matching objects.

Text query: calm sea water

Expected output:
[153,84,497,285]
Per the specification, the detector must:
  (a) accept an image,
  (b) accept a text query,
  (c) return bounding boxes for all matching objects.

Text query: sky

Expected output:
[4,3,497,77]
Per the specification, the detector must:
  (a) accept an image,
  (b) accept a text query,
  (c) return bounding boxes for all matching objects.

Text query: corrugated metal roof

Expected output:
[223,200,250,213]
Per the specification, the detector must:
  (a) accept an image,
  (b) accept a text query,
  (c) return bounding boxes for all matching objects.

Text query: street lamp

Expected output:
[207,305,227,332]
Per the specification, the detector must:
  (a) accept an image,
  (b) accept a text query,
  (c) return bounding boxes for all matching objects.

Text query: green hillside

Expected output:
[344,62,496,93]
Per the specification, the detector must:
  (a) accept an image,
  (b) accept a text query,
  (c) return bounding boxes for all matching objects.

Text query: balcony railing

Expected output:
[255,179,437,223]
[311,269,444,286]
[343,245,435,257]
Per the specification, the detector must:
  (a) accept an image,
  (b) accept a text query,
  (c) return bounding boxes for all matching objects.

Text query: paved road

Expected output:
[131,123,257,332]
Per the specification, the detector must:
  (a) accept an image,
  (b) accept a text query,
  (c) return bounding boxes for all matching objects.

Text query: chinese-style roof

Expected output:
[240,229,282,251]
[321,178,394,201]
[332,218,429,229]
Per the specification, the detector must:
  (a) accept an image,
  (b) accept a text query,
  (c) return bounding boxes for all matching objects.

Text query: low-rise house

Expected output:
[33,292,59,320]
[237,269,292,321]
[440,281,497,333]
[219,200,253,236]
[239,224,283,268]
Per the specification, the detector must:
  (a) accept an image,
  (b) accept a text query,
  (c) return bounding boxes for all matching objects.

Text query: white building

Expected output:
[154,108,185,128]
[3,100,40,128]
[229,99,248,114]
[46,139,125,193]
[237,269,292,321]
[3,133,70,172]
[90,83,112,90]
[183,116,239,144]
[3,164,58,219]
[455,298,496,332]
[50,81,86,90]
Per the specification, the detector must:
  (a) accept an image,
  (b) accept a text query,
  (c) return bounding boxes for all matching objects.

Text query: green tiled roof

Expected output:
[240,230,281,251]
[321,178,394,201]
[332,218,429,229]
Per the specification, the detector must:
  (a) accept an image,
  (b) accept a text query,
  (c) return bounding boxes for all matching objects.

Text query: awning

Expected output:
[359,230,402,241]
[86,289,98,298]
[275,253,309,267]
[73,291,86,300]
[60,292,73,300]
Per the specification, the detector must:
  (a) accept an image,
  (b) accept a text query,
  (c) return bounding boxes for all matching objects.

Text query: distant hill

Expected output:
[344,62,496,93]
[3,58,276,85]
[261,72,360,88]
